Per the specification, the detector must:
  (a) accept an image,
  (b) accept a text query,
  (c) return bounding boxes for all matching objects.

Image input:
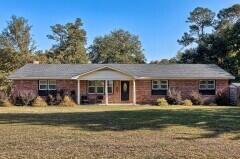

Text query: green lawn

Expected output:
[0,105,240,159]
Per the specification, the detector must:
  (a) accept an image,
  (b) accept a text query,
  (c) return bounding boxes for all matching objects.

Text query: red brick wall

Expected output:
[11,79,230,104]
[11,80,38,96]
[136,80,162,104]
[136,79,230,104]
[56,80,77,94]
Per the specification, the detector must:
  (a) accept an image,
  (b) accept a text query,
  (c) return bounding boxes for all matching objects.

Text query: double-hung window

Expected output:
[199,80,215,95]
[39,80,56,91]
[88,80,113,94]
[48,80,57,90]
[151,80,168,95]
[39,80,48,90]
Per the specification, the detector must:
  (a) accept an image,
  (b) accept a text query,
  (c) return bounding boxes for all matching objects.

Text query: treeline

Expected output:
[151,4,240,81]
[0,4,239,93]
[0,17,146,92]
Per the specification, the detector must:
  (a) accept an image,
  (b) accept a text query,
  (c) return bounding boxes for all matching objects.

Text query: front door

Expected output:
[121,81,129,101]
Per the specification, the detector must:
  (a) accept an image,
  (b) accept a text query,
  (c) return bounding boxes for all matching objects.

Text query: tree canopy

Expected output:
[47,18,88,64]
[176,4,240,81]
[0,15,35,55]
[0,16,36,93]
[88,29,146,64]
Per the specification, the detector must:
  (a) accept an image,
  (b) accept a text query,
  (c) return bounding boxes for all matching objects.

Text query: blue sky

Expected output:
[0,0,239,62]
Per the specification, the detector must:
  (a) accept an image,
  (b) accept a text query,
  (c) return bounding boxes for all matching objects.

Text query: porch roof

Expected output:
[8,64,235,80]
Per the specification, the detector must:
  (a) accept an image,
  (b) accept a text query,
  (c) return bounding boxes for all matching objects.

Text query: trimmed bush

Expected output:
[182,99,193,106]
[166,89,182,105]
[47,94,55,105]
[0,92,12,107]
[55,93,63,105]
[156,98,168,106]
[1,100,12,107]
[189,91,203,105]
[32,96,48,107]
[59,96,76,107]
[14,90,36,106]
[215,91,229,106]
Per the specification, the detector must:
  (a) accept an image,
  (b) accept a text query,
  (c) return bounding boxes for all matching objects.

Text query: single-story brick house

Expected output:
[8,63,235,105]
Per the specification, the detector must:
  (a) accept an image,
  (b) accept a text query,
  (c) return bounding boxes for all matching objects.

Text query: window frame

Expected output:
[107,80,113,94]
[199,80,215,90]
[39,80,48,90]
[152,80,168,90]
[39,80,57,91]
[48,80,57,90]
[87,80,113,94]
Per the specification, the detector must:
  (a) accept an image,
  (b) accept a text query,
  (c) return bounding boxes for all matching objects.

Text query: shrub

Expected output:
[166,89,182,105]
[189,91,203,105]
[0,100,12,107]
[182,99,192,106]
[32,96,48,107]
[0,91,6,100]
[156,98,168,106]
[18,90,36,106]
[55,93,63,105]
[0,92,13,106]
[215,91,229,106]
[59,96,76,107]
[0,91,6,106]
[47,94,55,105]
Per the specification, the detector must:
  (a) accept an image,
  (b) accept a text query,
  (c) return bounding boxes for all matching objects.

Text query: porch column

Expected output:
[77,80,80,105]
[133,79,136,105]
[105,80,108,105]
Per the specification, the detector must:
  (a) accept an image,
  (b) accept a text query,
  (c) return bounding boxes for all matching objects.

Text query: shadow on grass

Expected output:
[0,107,240,139]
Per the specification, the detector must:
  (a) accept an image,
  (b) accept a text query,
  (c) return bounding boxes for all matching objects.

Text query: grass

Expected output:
[0,105,240,159]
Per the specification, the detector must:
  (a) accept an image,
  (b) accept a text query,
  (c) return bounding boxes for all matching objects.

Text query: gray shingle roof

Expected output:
[8,64,235,80]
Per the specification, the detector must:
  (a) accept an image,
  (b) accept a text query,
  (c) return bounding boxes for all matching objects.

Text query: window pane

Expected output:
[108,87,113,93]
[200,81,207,84]
[48,80,56,85]
[97,87,104,93]
[48,85,56,90]
[88,81,95,86]
[88,87,95,93]
[95,81,104,86]
[39,80,48,90]
[200,85,207,89]
[108,80,113,86]
[208,80,214,84]
[152,84,159,89]
[40,85,47,90]
[208,85,214,89]
[39,80,47,85]
[160,80,167,84]
[160,85,167,89]
[153,80,159,85]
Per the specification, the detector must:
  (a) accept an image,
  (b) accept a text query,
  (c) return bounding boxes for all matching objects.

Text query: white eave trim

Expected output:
[71,66,136,79]
[136,76,235,80]
[8,77,72,80]
[9,76,234,80]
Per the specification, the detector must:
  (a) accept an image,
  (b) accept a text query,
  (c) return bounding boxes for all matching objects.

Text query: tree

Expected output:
[178,7,215,47]
[150,58,177,64]
[187,7,215,37]
[0,15,35,55]
[0,16,35,93]
[176,5,240,81]
[88,29,146,64]
[47,18,88,64]
[0,48,22,93]
[217,4,240,31]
